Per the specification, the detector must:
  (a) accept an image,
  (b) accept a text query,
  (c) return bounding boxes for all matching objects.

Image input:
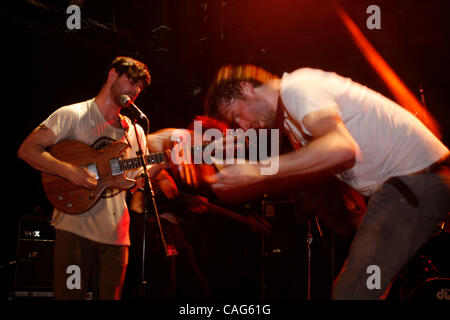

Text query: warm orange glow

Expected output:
[333,2,442,138]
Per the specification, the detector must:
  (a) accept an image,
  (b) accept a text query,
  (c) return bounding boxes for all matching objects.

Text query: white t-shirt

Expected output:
[280,68,449,196]
[42,98,147,245]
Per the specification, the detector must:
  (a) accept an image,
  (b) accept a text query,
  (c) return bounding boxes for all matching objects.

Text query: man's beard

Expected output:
[110,78,130,107]
[251,97,276,129]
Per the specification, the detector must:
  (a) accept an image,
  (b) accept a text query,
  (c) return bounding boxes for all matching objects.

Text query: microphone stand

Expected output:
[129,115,169,300]
[305,213,325,300]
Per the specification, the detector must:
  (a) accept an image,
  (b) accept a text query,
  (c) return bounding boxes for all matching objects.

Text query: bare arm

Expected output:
[274,109,357,179]
[17,125,97,189]
[146,128,178,153]
[210,109,357,200]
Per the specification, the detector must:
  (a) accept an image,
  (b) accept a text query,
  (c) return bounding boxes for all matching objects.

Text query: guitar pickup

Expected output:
[81,163,99,179]
[109,158,123,176]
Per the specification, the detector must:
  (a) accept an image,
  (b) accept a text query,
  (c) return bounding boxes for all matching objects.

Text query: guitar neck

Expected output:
[120,140,214,172]
[120,152,167,171]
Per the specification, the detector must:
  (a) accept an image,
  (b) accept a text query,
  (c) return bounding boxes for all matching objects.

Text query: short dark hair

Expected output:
[108,56,151,88]
[204,64,277,119]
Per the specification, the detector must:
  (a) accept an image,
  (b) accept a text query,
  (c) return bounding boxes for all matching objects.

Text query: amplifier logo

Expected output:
[24,230,41,238]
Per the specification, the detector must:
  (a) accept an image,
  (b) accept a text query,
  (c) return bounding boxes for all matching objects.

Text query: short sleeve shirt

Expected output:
[42,98,147,245]
[280,68,449,196]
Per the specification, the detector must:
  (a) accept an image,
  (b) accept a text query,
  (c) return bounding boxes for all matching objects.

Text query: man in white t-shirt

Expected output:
[17,57,155,300]
[204,64,450,299]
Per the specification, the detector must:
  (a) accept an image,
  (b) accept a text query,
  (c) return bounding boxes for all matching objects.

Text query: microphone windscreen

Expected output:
[119,95,131,108]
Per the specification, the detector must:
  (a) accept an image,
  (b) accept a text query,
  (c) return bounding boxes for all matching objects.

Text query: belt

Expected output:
[385,154,449,208]
[385,177,419,207]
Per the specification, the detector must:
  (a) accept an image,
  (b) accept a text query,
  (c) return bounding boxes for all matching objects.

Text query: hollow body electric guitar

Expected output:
[41,140,168,214]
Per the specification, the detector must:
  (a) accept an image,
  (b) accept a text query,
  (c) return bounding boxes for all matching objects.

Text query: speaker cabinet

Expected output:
[14,216,55,290]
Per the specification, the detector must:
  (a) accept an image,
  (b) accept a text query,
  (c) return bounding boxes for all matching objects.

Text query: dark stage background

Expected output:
[2,0,449,300]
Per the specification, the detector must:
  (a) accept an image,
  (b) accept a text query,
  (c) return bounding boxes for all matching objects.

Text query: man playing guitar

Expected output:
[17,56,154,300]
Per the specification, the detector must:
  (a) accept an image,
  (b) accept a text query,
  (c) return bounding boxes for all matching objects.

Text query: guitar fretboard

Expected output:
[118,142,214,171]
[120,152,167,171]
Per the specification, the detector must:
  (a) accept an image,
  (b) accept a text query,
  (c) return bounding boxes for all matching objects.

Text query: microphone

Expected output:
[119,95,147,120]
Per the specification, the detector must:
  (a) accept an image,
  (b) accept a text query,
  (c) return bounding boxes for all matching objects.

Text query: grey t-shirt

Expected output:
[42,98,147,245]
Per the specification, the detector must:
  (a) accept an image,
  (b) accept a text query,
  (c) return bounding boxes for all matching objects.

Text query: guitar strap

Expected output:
[119,114,133,148]
[277,94,313,150]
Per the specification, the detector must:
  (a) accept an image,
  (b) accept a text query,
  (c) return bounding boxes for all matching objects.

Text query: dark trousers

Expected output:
[333,169,450,299]
[53,230,128,300]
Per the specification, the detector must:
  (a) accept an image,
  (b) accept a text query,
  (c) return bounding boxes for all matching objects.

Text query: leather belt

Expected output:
[384,154,449,208]
[385,177,419,207]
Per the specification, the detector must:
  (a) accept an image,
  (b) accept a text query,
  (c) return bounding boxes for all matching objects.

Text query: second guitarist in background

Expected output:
[17,56,152,300]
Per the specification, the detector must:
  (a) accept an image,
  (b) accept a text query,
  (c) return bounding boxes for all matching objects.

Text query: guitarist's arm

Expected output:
[146,128,178,153]
[17,124,98,189]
